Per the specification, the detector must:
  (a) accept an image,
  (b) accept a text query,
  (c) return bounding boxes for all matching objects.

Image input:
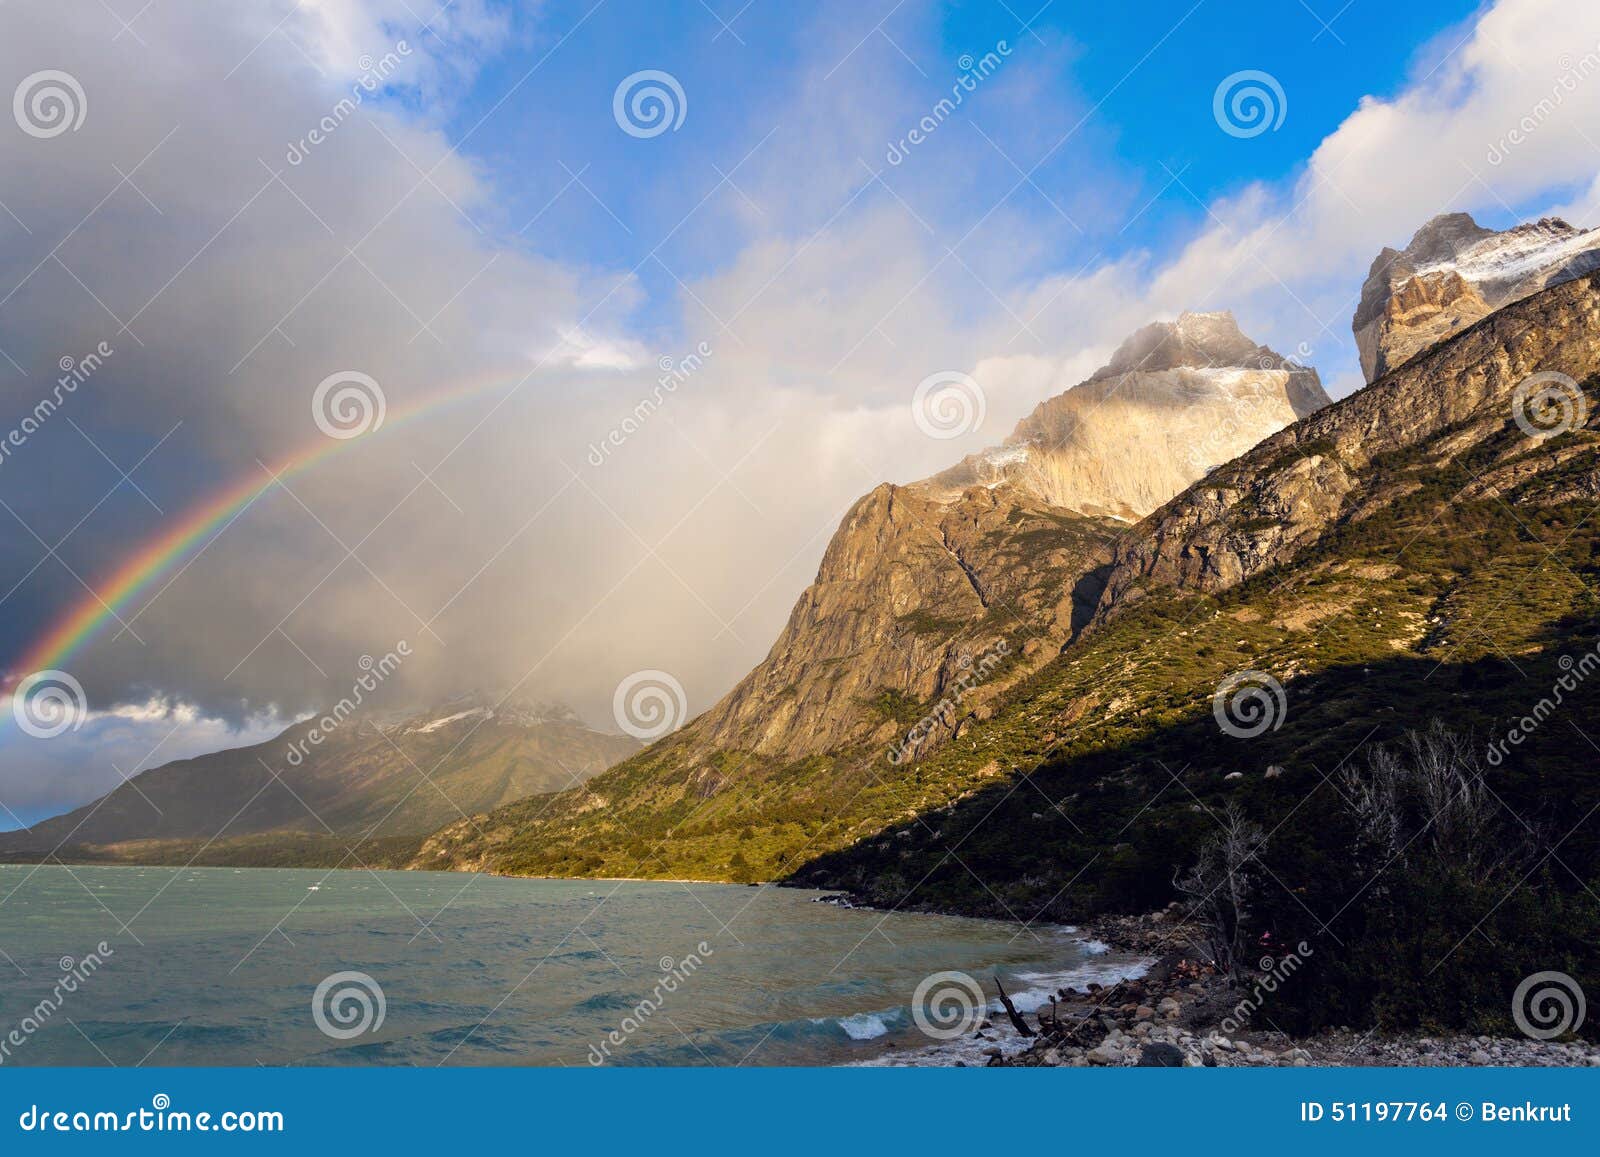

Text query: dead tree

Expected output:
[992,974,1036,1037]
[1173,801,1266,978]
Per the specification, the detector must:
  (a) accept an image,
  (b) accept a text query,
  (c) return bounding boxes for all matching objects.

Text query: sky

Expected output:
[2,0,1599,827]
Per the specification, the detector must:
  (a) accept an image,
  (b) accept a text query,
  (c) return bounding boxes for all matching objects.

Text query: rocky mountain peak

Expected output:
[651,310,1328,765]
[1097,310,1260,377]
[1354,211,1600,381]
[1396,211,1497,266]
[916,313,1328,521]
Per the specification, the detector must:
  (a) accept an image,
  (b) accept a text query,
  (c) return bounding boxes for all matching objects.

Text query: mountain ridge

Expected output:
[0,694,639,862]
[409,262,1600,898]
[1354,211,1600,381]
[645,310,1328,772]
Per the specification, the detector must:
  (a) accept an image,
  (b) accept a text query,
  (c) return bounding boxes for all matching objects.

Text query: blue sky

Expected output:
[5,0,1600,828]
[444,0,1486,338]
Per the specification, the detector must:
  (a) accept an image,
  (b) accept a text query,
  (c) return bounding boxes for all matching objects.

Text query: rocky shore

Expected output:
[966,906,1600,1068]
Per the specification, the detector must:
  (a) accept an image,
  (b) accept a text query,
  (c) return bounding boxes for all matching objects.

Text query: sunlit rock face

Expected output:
[1355,212,1600,382]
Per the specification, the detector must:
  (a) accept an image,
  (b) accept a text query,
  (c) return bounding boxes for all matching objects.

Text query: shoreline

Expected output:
[898,904,1600,1068]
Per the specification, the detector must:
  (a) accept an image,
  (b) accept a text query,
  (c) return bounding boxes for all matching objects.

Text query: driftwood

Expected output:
[993,974,1036,1037]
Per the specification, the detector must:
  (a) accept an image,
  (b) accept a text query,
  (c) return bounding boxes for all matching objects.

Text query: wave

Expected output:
[837,1011,894,1040]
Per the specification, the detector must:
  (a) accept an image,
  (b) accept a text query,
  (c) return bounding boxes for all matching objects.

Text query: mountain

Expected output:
[678,310,1326,767]
[411,313,1328,875]
[414,261,1600,912]
[919,311,1328,519]
[0,693,639,865]
[1353,212,1600,381]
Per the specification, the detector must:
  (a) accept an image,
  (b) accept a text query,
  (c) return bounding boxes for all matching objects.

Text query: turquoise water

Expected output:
[0,866,1143,1066]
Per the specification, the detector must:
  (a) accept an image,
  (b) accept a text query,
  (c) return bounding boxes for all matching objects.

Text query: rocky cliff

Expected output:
[685,311,1327,764]
[1354,212,1600,381]
[413,264,1600,889]
[1101,269,1600,614]
[920,311,1327,519]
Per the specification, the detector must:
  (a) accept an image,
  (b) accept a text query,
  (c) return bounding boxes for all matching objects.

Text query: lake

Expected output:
[0,865,1145,1066]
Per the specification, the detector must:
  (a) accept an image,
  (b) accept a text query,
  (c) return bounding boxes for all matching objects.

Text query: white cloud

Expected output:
[4,0,1599,828]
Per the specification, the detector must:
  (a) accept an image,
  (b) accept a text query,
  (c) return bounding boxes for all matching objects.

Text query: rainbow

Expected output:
[3,365,527,697]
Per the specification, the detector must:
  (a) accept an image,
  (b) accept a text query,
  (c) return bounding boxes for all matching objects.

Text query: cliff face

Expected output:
[1354,213,1600,382]
[1101,270,1600,614]
[412,268,1600,888]
[920,311,1328,520]
[692,482,1113,761]
[682,311,1327,764]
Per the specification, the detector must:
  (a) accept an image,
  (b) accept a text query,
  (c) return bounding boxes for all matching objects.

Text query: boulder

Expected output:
[1137,1042,1186,1067]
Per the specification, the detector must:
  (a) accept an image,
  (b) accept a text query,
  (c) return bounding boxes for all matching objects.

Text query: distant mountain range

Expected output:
[410,213,1600,913]
[0,694,638,866]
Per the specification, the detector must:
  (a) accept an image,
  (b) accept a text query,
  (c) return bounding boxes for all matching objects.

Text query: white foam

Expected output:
[838,1013,891,1041]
